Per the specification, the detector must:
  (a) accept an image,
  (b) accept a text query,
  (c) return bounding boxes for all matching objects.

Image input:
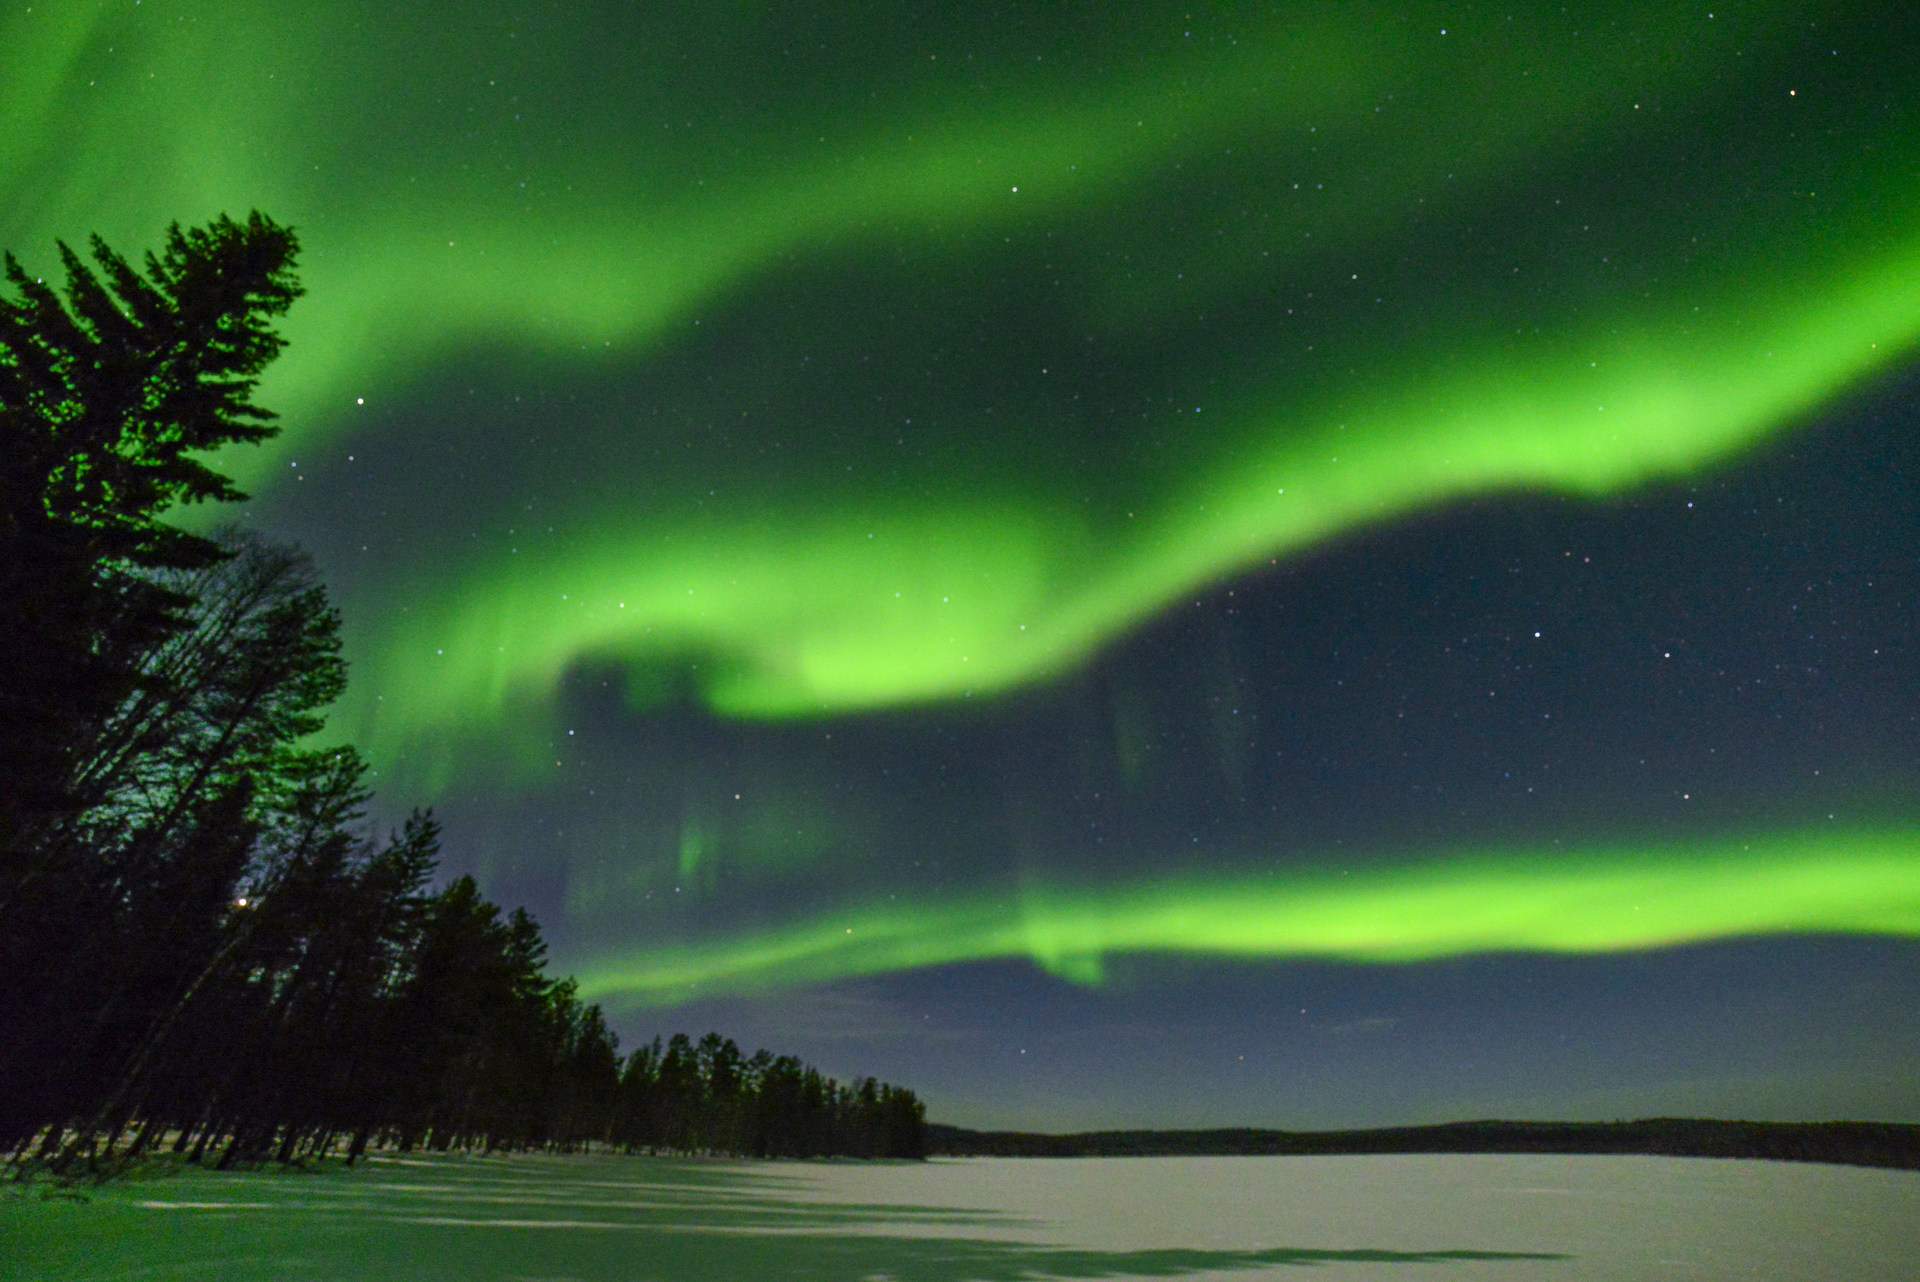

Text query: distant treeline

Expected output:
[928,1118,1920,1171]
[0,215,924,1176]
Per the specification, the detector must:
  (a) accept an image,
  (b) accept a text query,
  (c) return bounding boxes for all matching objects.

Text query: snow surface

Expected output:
[3,1151,1914,1280]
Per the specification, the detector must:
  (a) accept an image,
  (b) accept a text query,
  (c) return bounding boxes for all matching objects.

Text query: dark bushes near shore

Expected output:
[927,1118,1920,1171]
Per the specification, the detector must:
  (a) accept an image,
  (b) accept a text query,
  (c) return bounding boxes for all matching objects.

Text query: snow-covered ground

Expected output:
[3,1150,1914,1280]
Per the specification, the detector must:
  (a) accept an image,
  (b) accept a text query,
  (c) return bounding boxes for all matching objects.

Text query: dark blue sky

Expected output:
[10,2,1916,1128]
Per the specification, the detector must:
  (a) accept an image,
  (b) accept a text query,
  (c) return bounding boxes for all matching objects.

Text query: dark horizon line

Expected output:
[924,1116,1920,1172]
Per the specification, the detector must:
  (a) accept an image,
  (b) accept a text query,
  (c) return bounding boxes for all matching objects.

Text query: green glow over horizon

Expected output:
[8,5,1918,1051]
[576,826,1920,1007]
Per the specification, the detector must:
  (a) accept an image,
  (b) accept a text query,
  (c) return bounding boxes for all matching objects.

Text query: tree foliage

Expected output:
[0,213,303,850]
[0,217,925,1176]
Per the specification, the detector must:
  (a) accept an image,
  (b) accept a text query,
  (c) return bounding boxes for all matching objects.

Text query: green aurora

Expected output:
[361,242,1915,750]
[578,825,1920,1005]
[8,4,1916,755]
[323,5,1920,758]
[8,1,1919,1039]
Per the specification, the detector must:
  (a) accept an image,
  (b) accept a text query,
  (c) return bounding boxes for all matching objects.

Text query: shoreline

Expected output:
[926,1117,1920,1171]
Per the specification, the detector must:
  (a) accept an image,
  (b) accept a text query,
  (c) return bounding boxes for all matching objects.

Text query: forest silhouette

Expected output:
[0,214,926,1179]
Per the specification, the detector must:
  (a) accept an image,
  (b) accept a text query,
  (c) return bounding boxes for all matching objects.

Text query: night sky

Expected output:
[10,3,1917,1130]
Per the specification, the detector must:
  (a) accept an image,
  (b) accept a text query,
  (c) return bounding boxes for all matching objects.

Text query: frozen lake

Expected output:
[4,1150,1914,1280]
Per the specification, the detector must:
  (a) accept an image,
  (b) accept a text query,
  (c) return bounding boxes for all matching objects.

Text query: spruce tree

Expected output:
[0,213,302,869]
[1,215,301,1155]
